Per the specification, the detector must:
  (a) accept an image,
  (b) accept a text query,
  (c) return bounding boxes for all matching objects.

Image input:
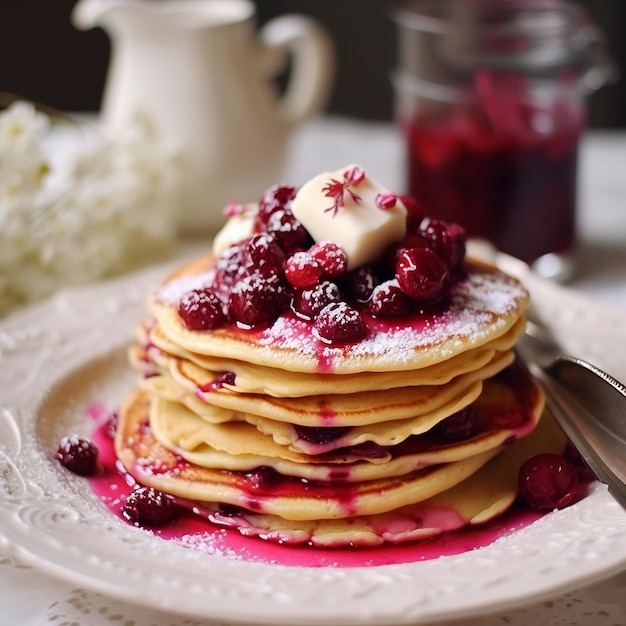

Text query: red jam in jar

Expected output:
[403,70,584,265]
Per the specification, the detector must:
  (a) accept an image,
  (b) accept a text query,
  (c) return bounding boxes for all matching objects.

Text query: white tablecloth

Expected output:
[1,117,626,625]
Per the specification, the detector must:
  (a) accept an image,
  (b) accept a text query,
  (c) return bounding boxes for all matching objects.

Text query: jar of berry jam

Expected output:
[392,0,616,280]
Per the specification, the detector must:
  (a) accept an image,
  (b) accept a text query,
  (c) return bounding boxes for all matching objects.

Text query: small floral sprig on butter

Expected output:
[322,165,365,216]
[0,100,181,317]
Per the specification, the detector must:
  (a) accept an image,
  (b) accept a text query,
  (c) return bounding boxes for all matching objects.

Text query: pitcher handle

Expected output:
[260,15,335,129]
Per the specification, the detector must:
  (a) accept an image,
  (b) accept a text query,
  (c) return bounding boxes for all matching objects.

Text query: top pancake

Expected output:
[150,254,529,375]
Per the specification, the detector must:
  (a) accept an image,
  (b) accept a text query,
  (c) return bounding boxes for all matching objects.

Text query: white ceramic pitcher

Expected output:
[72,0,334,235]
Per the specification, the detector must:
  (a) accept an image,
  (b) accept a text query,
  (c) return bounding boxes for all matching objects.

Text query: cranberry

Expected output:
[265,208,312,254]
[256,184,298,227]
[309,241,348,279]
[435,406,477,440]
[215,242,246,288]
[284,251,323,289]
[396,247,449,304]
[314,302,367,344]
[122,486,177,526]
[177,288,225,330]
[386,233,428,270]
[56,435,100,476]
[291,280,341,319]
[419,217,466,269]
[342,265,380,303]
[518,453,578,511]
[294,425,350,445]
[240,233,286,278]
[227,273,289,327]
[367,279,413,318]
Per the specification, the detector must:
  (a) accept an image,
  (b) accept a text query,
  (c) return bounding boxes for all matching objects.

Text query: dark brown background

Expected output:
[1,0,624,126]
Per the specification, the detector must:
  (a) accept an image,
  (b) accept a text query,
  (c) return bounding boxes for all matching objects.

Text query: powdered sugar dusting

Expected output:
[256,270,527,370]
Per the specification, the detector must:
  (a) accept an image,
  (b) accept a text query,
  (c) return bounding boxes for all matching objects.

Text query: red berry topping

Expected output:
[518,453,578,511]
[227,273,289,328]
[342,265,380,303]
[256,184,298,227]
[56,435,100,476]
[291,280,341,319]
[309,241,348,279]
[284,251,323,289]
[122,486,177,526]
[314,302,367,344]
[367,279,412,318]
[240,233,286,277]
[419,217,466,269]
[177,288,225,330]
[265,208,312,254]
[215,242,246,288]
[396,247,450,304]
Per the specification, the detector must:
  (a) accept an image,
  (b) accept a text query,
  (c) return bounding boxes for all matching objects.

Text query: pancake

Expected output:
[138,314,526,397]
[196,408,567,547]
[135,342,514,427]
[144,364,545,480]
[150,255,529,375]
[116,386,565,543]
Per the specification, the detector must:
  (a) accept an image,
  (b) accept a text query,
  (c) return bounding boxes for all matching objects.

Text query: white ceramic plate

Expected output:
[1,259,626,626]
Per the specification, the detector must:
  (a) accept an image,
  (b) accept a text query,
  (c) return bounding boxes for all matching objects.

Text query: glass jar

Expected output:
[392,0,616,280]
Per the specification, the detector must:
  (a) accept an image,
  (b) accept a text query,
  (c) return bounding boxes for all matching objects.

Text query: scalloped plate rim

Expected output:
[1,260,626,625]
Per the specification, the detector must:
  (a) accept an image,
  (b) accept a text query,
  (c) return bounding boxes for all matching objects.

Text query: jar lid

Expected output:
[393,0,612,77]
[445,0,593,71]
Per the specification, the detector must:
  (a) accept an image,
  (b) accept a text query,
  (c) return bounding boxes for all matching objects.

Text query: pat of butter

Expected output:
[291,165,406,269]
[212,204,257,256]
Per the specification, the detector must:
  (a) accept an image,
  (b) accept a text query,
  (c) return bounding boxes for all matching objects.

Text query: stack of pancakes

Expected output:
[117,253,567,547]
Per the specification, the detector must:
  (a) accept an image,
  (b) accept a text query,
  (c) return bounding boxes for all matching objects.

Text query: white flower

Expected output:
[0,102,181,317]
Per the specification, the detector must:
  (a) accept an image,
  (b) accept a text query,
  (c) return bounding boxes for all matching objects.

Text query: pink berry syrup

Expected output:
[402,71,583,265]
[85,402,557,569]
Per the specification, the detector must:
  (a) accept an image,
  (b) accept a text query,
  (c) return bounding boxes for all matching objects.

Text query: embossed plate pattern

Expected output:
[1,259,626,626]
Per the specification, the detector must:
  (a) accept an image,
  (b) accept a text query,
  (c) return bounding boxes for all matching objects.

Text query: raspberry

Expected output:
[265,208,312,254]
[309,241,348,279]
[284,251,323,288]
[256,184,298,227]
[518,453,578,511]
[314,302,367,344]
[227,273,289,327]
[122,486,177,526]
[177,288,225,330]
[56,435,100,476]
[240,233,286,277]
[291,280,341,319]
[396,247,449,304]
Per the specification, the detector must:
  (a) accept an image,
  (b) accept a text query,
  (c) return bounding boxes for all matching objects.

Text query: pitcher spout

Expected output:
[72,0,149,31]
